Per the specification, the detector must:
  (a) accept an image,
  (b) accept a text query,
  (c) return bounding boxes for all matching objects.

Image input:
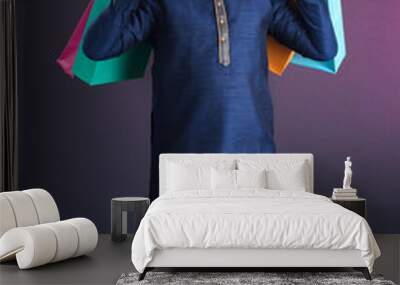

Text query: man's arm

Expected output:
[269,0,338,61]
[83,0,162,60]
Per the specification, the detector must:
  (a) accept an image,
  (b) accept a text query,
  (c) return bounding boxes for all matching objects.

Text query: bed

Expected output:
[131,154,380,280]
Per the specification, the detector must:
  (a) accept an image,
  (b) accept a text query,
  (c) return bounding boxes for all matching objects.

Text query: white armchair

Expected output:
[0,189,98,269]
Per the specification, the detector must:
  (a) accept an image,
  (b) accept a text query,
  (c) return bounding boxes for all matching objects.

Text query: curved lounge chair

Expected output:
[0,189,98,269]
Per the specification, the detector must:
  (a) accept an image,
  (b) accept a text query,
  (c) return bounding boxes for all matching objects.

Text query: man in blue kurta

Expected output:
[83,0,337,200]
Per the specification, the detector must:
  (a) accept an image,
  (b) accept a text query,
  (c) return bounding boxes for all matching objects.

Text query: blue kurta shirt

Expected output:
[83,0,337,199]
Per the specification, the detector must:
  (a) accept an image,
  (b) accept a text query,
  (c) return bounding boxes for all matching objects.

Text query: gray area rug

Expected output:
[117,272,396,285]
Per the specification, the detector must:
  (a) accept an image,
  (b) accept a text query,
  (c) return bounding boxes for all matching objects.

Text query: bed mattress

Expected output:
[131,190,380,273]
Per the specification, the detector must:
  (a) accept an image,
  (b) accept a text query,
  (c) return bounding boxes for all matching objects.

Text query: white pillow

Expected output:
[211,169,268,190]
[237,159,309,191]
[211,169,236,189]
[166,160,235,192]
[237,169,267,189]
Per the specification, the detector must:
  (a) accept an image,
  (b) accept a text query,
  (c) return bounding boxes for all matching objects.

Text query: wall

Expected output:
[270,1,400,233]
[17,0,151,231]
[17,0,400,233]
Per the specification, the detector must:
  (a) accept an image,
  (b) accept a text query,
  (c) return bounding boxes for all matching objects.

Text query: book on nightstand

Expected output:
[332,188,358,200]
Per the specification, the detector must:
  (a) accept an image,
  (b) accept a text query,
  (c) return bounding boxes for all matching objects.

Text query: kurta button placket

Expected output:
[213,0,230,66]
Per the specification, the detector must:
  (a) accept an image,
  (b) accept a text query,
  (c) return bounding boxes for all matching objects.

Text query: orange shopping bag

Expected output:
[267,36,294,76]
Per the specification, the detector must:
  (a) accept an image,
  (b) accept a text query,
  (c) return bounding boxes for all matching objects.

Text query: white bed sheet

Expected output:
[131,190,380,273]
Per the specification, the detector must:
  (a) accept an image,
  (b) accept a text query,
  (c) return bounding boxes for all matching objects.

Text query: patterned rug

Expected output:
[116,272,396,285]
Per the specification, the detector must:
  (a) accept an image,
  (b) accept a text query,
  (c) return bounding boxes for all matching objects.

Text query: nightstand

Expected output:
[331,197,366,219]
[111,197,150,242]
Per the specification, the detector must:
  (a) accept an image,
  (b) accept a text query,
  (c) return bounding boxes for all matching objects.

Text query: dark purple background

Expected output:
[17,0,400,233]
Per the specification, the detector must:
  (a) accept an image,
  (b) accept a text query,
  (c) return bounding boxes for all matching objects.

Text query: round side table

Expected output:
[111,197,150,242]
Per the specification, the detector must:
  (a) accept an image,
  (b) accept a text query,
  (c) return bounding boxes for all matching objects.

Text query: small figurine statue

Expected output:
[343,157,353,189]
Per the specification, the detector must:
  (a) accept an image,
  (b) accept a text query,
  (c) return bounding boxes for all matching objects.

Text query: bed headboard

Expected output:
[159,153,314,195]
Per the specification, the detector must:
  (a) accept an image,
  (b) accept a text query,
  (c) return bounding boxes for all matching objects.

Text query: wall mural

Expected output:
[16,0,399,233]
[59,0,339,201]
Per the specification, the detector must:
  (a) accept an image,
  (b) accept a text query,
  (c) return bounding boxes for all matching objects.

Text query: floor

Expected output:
[0,235,133,285]
[0,234,399,285]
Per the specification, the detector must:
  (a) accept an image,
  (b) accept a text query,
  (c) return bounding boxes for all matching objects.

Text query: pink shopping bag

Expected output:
[57,0,94,77]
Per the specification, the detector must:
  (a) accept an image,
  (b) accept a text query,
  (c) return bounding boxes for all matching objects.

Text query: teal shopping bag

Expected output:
[291,0,346,74]
[72,0,152,86]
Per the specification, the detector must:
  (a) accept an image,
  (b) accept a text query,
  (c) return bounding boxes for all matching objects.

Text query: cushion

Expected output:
[237,159,309,191]
[237,169,268,189]
[66,218,98,257]
[0,189,60,237]
[211,169,237,190]
[0,196,17,237]
[166,160,235,191]
[211,169,268,190]
[0,191,39,227]
[24,189,60,224]
[42,222,79,262]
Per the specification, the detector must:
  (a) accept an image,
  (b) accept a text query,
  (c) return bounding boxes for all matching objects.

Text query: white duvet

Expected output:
[131,190,380,273]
